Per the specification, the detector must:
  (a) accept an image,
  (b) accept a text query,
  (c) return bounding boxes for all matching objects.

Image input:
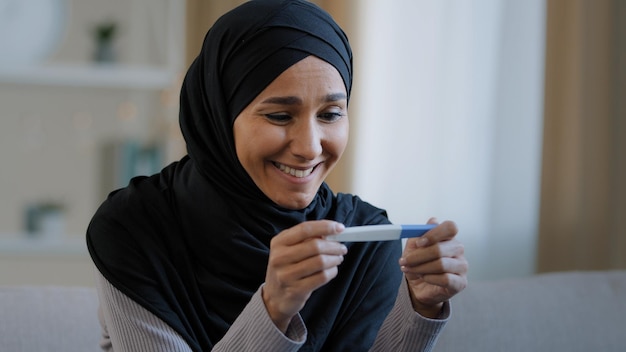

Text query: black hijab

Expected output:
[180,0,352,202]
[87,1,403,351]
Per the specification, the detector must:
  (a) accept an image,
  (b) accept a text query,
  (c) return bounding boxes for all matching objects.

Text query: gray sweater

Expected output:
[95,271,449,351]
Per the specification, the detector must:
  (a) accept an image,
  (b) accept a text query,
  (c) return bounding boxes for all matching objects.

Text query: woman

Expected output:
[87,1,468,351]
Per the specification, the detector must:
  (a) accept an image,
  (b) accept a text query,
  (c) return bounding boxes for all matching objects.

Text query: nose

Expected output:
[289,117,322,160]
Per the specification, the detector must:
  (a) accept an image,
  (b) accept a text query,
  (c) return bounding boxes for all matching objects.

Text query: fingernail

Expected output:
[335,223,345,232]
[415,237,428,247]
[341,244,348,254]
[399,257,406,266]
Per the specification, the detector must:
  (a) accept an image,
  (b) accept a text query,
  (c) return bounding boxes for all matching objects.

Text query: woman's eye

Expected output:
[318,112,344,122]
[265,114,291,123]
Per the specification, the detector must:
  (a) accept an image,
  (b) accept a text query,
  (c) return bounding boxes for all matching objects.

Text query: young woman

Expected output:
[87,1,468,351]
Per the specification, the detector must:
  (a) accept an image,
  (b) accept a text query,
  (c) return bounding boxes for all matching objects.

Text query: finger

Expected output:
[404,218,437,251]
[274,220,345,246]
[284,253,345,281]
[270,238,347,271]
[300,266,341,291]
[292,237,348,262]
[419,272,468,295]
[402,255,469,278]
[272,253,345,297]
[270,222,348,273]
[413,220,458,248]
[401,239,465,268]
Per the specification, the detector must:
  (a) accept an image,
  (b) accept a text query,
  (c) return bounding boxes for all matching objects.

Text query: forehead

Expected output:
[258,56,346,97]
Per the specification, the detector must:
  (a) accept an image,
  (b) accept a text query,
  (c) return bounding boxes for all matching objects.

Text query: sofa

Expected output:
[433,270,626,352]
[1,270,624,352]
[0,285,101,351]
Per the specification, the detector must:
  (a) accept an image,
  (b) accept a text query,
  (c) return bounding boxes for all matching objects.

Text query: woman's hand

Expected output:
[399,218,468,318]
[263,220,347,332]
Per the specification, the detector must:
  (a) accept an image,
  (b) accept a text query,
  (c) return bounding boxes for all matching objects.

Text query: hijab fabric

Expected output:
[87,1,402,351]
[180,0,352,202]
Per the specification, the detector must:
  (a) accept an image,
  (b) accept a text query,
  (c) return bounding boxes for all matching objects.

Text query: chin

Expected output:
[273,193,316,210]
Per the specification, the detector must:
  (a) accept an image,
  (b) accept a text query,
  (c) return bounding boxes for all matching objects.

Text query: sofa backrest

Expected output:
[0,285,100,352]
[433,270,626,352]
[3,271,625,351]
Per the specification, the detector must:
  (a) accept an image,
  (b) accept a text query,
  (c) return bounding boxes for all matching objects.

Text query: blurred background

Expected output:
[0,0,623,287]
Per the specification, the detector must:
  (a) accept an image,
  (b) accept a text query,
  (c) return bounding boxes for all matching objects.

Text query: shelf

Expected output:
[0,236,88,257]
[0,63,178,90]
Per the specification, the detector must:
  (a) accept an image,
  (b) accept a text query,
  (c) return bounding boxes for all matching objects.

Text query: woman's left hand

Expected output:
[399,218,468,318]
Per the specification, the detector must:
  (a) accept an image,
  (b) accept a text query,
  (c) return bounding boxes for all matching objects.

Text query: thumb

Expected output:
[413,217,439,248]
[427,217,439,225]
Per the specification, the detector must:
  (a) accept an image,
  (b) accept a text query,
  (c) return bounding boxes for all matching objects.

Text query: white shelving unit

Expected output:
[0,236,87,257]
[0,64,176,90]
[0,0,185,91]
[0,0,185,264]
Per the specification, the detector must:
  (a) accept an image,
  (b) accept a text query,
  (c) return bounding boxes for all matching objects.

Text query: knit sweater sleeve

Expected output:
[95,271,306,351]
[370,279,450,351]
[96,271,448,352]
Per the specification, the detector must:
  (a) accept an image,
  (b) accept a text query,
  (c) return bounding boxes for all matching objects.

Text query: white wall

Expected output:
[350,0,546,281]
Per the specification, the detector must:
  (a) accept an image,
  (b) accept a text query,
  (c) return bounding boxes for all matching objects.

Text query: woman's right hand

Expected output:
[262,220,347,332]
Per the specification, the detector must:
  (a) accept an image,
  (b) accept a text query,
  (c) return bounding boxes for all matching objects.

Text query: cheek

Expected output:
[234,123,283,167]
[326,121,349,157]
[233,120,258,169]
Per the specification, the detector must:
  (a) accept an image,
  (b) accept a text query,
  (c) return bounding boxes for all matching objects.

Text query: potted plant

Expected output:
[93,20,118,63]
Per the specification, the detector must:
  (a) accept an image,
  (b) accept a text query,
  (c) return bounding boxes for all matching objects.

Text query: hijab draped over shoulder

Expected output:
[87,1,402,351]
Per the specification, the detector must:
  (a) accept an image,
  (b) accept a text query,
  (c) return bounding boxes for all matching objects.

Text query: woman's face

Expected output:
[233,56,349,210]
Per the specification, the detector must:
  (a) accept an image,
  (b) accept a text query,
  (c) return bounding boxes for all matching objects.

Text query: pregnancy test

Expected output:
[327,224,436,242]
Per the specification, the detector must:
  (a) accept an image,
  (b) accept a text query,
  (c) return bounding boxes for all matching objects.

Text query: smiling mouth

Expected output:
[274,162,315,178]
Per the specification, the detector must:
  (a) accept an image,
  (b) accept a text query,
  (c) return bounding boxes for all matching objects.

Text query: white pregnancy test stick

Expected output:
[327,224,436,242]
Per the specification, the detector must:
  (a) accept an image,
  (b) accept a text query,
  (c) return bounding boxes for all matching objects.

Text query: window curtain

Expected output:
[537,0,626,272]
[345,0,546,281]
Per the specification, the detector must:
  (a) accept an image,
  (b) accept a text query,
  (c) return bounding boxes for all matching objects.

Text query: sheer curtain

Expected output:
[344,0,546,281]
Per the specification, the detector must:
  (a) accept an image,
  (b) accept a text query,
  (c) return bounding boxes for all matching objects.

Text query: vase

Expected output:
[94,40,116,63]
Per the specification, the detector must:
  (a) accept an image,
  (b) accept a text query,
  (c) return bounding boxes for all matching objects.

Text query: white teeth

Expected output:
[276,163,314,178]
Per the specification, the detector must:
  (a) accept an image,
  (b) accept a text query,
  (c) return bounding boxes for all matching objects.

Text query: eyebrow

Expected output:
[261,93,347,106]
[261,96,302,105]
[324,93,348,102]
